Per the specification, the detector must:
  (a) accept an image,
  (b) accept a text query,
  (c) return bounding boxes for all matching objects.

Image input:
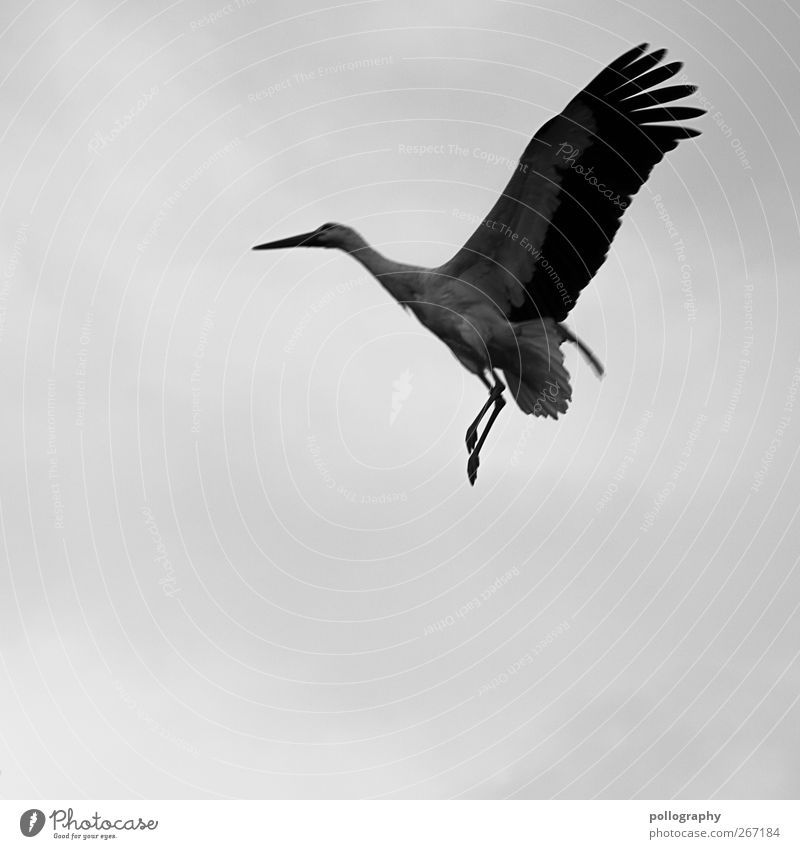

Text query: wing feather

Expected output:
[441,44,704,322]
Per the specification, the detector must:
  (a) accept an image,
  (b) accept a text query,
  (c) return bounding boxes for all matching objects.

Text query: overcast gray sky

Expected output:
[1,0,799,799]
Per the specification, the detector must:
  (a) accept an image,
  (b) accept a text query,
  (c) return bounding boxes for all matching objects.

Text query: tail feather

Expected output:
[505,372,567,418]
[501,319,603,418]
[503,319,572,418]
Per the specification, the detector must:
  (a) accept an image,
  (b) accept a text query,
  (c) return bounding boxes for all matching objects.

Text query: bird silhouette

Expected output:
[254,43,703,485]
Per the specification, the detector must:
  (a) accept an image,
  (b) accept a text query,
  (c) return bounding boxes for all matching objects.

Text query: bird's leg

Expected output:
[467,395,506,486]
[466,372,501,453]
[467,372,506,486]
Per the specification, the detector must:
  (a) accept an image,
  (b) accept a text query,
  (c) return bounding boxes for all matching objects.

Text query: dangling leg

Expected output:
[466,372,502,452]
[467,371,506,485]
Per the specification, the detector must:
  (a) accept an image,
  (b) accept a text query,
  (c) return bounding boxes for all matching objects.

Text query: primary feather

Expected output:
[442,42,703,323]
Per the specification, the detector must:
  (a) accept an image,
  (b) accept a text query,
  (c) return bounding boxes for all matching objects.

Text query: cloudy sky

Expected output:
[1,0,799,799]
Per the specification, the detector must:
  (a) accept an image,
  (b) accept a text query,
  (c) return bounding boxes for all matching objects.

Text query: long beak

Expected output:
[252,231,318,250]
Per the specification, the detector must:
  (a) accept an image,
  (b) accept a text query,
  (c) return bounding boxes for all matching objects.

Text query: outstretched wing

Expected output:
[442,43,704,322]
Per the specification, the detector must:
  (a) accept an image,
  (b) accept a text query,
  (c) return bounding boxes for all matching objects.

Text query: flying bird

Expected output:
[253,44,703,485]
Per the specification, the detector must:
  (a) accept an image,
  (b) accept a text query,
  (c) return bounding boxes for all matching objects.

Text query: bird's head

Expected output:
[252,222,361,252]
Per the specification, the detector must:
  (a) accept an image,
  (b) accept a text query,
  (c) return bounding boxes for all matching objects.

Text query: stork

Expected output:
[253,44,703,485]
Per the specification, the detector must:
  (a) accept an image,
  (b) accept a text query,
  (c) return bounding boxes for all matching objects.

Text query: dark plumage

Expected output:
[254,44,704,484]
[456,42,703,322]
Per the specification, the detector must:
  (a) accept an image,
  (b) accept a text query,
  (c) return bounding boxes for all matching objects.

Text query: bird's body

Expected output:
[304,230,585,416]
[392,268,513,376]
[254,43,704,484]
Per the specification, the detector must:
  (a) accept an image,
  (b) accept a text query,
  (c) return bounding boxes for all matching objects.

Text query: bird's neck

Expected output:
[343,235,419,303]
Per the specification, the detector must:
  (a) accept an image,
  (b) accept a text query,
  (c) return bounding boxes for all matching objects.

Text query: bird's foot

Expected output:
[467,452,480,486]
[465,425,478,453]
